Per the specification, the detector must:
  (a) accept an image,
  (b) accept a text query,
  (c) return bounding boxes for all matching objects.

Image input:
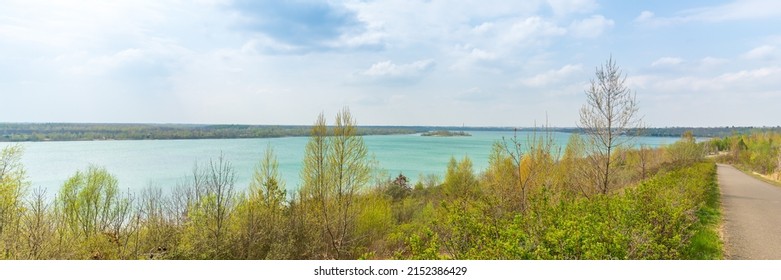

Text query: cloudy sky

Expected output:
[2,0,779,127]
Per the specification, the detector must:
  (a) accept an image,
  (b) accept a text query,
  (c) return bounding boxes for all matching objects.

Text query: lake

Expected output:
[13,131,682,197]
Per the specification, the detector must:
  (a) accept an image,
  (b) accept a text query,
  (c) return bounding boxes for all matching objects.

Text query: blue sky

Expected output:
[1,0,779,127]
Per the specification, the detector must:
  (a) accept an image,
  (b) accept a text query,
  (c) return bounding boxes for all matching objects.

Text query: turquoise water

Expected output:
[13,131,681,197]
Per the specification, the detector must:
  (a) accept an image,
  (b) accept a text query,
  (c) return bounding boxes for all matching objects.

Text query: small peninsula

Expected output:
[421,130,471,137]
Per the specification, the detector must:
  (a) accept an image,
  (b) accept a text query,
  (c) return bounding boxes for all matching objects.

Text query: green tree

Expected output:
[299,108,372,259]
[233,144,287,259]
[385,173,411,201]
[443,156,478,200]
[666,131,704,166]
[299,112,330,258]
[56,166,132,259]
[558,133,588,197]
[0,145,28,259]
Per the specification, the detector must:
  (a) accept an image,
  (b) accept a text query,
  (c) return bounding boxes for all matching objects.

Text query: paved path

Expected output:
[718,164,781,259]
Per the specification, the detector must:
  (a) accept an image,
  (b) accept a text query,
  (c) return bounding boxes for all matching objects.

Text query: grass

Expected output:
[747,171,781,188]
[683,162,723,259]
[730,164,781,188]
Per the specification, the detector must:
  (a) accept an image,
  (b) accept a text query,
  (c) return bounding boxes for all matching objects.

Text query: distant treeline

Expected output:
[421,130,472,137]
[0,123,428,142]
[3,123,779,142]
[548,126,781,138]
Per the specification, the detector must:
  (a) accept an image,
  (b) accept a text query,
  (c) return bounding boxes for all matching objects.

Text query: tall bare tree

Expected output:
[578,56,642,195]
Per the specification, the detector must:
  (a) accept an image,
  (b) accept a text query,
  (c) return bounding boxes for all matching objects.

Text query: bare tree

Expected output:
[22,188,53,259]
[578,56,642,194]
[495,126,557,212]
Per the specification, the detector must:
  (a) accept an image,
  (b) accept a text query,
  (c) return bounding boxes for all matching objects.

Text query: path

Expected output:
[718,163,781,259]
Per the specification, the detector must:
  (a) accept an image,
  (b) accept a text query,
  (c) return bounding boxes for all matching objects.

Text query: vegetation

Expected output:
[5,123,777,142]
[421,130,471,137]
[0,122,720,260]
[0,123,424,142]
[709,131,781,181]
[0,59,723,260]
[549,126,781,138]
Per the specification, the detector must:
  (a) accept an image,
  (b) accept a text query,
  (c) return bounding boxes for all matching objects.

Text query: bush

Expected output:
[406,162,720,259]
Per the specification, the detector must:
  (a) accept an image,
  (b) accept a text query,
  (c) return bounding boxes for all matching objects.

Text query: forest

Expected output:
[0,123,427,142]
[3,122,778,142]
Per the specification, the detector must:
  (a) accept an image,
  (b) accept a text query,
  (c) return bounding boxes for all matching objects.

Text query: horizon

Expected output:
[3,121,781,130]
[3,1,780,127]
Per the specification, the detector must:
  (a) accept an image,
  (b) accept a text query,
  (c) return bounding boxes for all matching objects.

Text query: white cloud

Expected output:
[357,59,436,85]
[3,1,781,126]
[635,0,781,26]
[651,57,683,67]
[522,64,583,87]
[644,66,781,94]
[683,0,781,22]
[625,74,656,90]
[344,1,544,48]
[472,22,495,34]
[456,87,495,102]
[546,0,598,16]
[449,45,503,72]
[700,56,728,66]
[742,45,777,60]
[467,48,497,61]
[568,15,614,38]
[717,66,781,83]
[504,17,567,45]
[635,11,655,22]
[363,60,434,77]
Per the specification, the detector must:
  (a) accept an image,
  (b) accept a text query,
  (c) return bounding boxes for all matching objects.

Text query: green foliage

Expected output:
[55,166,133,259]
[230,144,288,259]
[180,156,237,259]
[136,186,179,260]
[483,142,522,217]
[443,156,479,199]
[299,108,372,259]
[406,162,719,260]
[715,132,780,178]
[384,173,411,201]
[665,131,704,166]
[0,144,29,259]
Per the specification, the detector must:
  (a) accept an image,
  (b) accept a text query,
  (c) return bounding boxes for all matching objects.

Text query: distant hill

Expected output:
[0,123,426,142]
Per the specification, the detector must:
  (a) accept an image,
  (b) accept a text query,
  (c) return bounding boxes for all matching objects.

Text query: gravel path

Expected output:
[718,164,781,259]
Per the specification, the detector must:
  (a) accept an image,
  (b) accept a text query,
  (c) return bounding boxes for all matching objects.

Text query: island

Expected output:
[421,130,471,137]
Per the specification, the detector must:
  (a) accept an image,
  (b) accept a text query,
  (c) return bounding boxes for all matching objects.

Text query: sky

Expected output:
[1,0,780,127]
